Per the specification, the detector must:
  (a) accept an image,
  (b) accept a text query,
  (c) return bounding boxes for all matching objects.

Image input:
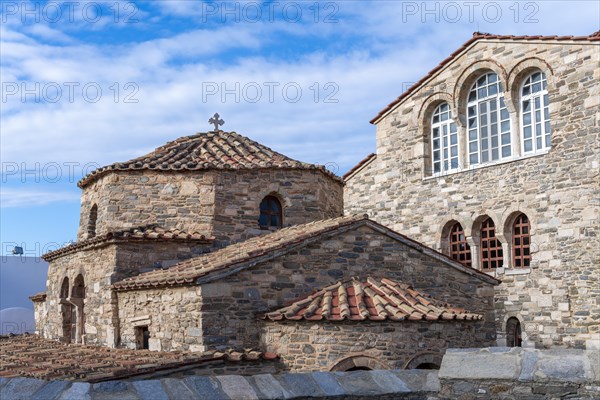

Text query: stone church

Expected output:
[31,31,599,373]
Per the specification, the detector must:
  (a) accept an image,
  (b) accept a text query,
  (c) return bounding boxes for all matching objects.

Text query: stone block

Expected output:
[184,376,228,399]
[439,348,521,380]
[58,382,91,400]
[216,375,258,400]
[132,380,169,400]
[31,381,70,400]
[0,378,47,400]
[248,374,293,399]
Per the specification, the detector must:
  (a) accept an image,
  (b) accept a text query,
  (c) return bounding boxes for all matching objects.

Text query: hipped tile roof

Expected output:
[113,215,499,291]
[42,225,212,262]
[0,335,278,382]
[78,130,342,188]
[262,277,483,322]
[370,31,600,124]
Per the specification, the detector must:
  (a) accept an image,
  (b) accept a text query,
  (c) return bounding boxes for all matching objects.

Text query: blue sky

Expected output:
[1,0,599,254]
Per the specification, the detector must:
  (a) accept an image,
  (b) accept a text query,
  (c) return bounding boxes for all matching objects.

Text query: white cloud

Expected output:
[0,188,80,208]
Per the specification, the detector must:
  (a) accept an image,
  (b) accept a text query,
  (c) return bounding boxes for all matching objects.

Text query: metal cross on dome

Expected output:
[208,113,224,132]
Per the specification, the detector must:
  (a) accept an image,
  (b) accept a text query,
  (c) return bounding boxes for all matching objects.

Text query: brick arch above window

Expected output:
[259,195,283,230]
[454,59,513,120]
[507,57,554,99]
[330,355,390,372]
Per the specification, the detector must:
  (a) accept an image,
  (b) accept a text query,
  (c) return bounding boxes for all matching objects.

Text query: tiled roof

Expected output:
[342,153,376,181]
[0,335,277,382]
[28,293,46,303]
[262,277,483,322]
[113,215,499,291]
[113,215,367,290]
[370,31,600,124]
[78,130,342,188]
[42,225,212,262]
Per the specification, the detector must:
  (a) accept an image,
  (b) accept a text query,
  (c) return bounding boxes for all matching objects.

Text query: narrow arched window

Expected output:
[431,103,459,174]
[480,218,503,270]
[259,196,282,229]
[60,277,70,299]
[449,222,472,267]
[87,204,98,238]
[512,213,531,268]
[521,71,550,154]
[467,73,511,165]
[506,317,522,347]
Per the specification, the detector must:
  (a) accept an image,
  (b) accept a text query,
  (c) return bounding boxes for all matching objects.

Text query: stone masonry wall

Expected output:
[77,171,216,240]
[45,245,118,346]
[211,169,343,246]
[117,286,204,352]
[261,320,488,372]
[344,40,600,349]
[199,225,496,351]
[45,241,210,347]
[77,168,343,247]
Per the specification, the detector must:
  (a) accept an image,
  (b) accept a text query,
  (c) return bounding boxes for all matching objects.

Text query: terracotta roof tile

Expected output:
[113,215,368,290]
[342,153,376,180]
[0,335,278,382]
[78,130,342,188]
[262,277,483,322]
[113,215,499,291]
[370,31,600,124]
[42,225,213,262]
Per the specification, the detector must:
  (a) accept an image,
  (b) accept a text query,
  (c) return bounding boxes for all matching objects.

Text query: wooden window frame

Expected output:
[512,214,531,268]
[449,223,472,267]
[259,196,282,229]
[480,218,503,271]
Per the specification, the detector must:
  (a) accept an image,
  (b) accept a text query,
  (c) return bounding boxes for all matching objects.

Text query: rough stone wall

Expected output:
[344,40,600,349]
[44,245,118,346]
[117,286,204,352]
[44,241,209,347]
[260,320,488,372]
[211,169,344,246]
[31,301,48,337]
[77,168,343,247]
[199,225,495,351]
[77,171,216,240]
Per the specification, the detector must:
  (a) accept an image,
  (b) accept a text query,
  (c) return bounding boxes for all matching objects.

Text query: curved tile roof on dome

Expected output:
[261,277,483,322]
[78,130,342,188]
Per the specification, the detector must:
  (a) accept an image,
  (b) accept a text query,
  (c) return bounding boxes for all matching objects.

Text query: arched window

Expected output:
[87,204,98,238]
[521,71,550,154]
[59,277,70,299]
[480,218,503,270]
[467,73,511,165]
[512,213,531,268]
[431,103,459,174]
[259,196,282,229]
[506,317,522,347]
[449,222,472,267]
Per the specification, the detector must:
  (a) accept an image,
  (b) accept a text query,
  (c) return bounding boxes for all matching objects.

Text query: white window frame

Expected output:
[431,103,460,175]
[520,71,550,155]
[466,73,512,166]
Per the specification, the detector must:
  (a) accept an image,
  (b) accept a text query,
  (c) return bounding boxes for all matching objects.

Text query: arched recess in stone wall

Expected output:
[71,274,86,344]
[330,355,390,372]
[438,218,471,256]
[59,277,72,342]
[403,352,443,370]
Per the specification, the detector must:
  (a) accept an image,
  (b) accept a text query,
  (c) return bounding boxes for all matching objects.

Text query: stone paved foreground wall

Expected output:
[438,347,600,399]
[0,369,440,400]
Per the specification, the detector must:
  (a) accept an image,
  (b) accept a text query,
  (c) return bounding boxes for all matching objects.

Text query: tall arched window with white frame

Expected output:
[520,71,550,154]
[431,103,458,174]
[466,73,511,165]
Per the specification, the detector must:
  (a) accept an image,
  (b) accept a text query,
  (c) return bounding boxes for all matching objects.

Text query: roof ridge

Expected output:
[78,130,343,188]
[370,31,600,124]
